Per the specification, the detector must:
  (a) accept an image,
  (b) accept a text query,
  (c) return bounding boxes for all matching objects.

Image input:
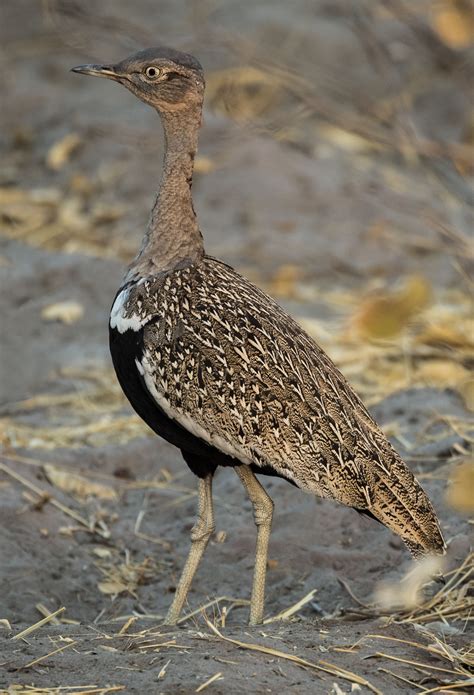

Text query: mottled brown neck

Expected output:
[127,105,204,278]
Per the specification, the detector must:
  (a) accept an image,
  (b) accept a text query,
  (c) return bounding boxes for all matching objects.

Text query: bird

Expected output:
[72,47,445,626]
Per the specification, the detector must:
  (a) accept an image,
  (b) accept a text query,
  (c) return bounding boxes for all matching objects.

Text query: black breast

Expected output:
[109,324,240,474]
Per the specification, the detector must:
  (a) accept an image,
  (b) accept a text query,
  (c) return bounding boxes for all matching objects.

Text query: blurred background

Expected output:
[0,2,472,687]
[1,0,472,412]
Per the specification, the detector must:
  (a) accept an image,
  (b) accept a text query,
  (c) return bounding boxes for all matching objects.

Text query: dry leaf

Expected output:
[320,125,374,153]
[399,275,432,311]
[432,2,474,49]
[352,276,431,339]
[98,580,128,596]
[93,547,113,558]
[46,133,82,170]
[41,300,84,325]
[43,463,117,500]
[96,557,155,596]
[446,460,474,512]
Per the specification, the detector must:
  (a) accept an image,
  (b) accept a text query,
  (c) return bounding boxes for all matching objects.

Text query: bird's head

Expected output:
[72,47,204,113]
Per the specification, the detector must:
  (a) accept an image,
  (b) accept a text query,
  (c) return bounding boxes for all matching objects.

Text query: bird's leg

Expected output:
[235,465,274,625]
[164,473,215,625]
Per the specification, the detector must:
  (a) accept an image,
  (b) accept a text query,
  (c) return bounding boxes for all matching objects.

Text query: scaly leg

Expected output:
[164,473,215,625]
[235,465,274,625]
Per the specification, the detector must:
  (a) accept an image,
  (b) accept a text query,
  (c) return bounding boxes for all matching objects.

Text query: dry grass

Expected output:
[0,461,111,539]
[203,617,383,694]
[3,567,472,694]
[337,630,474,693]
[11,608,66,641]
[397,552,473,627]
[340,551,473,631]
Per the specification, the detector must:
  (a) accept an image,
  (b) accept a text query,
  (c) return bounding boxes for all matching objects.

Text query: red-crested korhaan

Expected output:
[73,48,445,625]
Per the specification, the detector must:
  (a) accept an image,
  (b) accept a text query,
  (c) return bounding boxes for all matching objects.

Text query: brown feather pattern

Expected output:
[121,257,445,557]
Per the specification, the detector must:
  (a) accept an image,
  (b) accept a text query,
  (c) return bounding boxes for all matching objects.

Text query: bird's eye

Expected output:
[145,66,161,79]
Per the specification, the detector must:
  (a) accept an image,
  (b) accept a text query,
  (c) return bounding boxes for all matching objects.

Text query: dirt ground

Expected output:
[0,2,473,693]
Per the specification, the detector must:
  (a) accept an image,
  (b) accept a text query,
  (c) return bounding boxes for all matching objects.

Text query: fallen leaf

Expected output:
[41,300,84,325]
[432,2,474,49]
[98,580,128,596]
[46,133,82,170]
[399,275,432,312]
[352,276,431,339]
[446,460,474,512]
[320,125,374,153]
[96,557,155,596]
[93,547,113,558]
[43,463,117,500]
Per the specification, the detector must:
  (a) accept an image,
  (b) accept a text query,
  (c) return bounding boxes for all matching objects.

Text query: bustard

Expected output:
[72,48,445,626]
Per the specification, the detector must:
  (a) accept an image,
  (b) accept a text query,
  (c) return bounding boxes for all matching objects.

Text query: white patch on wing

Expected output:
[137,353,252,465]
[110,287,149,333]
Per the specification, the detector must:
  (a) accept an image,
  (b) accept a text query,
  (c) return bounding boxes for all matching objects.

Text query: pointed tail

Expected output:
[362,442,446,558]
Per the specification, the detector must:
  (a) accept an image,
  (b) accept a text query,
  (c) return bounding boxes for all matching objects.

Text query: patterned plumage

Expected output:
[111,257,444,556]
[74,47,445,625]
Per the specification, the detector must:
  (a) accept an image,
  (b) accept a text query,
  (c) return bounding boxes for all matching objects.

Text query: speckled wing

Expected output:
[136,257,445,556]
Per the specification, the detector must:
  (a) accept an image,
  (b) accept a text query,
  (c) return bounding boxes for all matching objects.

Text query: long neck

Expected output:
[128,105,204,278]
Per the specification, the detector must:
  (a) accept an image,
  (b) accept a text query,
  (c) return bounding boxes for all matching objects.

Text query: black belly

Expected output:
[109,324,296,485]
[109,324,237,477]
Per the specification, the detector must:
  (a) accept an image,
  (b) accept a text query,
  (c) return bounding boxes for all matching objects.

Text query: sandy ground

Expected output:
[0,2,472,693]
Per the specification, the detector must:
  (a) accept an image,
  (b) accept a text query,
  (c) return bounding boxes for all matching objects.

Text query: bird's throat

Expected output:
[128,106,204,278]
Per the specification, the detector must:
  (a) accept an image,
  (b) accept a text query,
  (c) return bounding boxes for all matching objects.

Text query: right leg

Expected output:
[164,455,215,625]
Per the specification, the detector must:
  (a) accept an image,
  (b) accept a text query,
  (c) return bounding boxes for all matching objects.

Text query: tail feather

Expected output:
[363,444,446,557]
[338,425,447,557]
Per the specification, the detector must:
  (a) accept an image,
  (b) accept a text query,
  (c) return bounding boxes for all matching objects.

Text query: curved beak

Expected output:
[71,64,120,81]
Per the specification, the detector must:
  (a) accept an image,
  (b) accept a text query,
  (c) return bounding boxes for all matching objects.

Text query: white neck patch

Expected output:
[110,287,148,333]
